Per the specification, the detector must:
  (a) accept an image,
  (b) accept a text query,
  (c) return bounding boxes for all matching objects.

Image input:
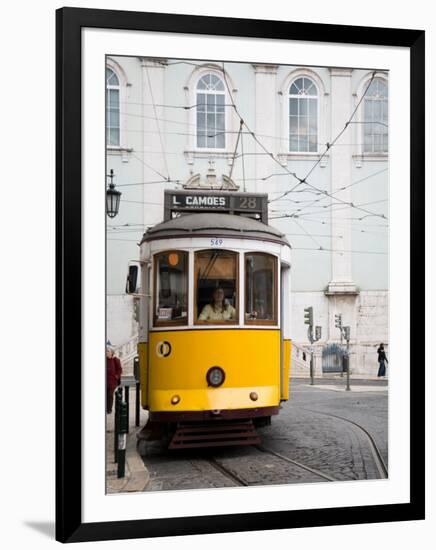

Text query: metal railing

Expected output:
[112,333,139,374]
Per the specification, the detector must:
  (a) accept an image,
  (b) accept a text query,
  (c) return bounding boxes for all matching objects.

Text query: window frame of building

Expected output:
[105,59,130,154]
[196,73,227,150]
[278,69,327,165]
[106,67,121,147]
[244,252,278,326]
[288,76,319,154]
[153,250,189,327]
[194,249,239,326]
[184,66,237,162]
[362,77,388,155]
[353,72,389,165]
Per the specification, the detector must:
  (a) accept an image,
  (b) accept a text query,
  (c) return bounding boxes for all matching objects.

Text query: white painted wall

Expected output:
[106,56,389,374]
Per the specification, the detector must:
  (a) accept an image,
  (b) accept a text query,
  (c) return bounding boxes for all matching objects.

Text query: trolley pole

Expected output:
[304,307,322,385]
[117,401,128,478]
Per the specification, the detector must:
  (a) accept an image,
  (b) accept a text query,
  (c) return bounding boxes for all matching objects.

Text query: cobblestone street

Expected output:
[138,378,388,491]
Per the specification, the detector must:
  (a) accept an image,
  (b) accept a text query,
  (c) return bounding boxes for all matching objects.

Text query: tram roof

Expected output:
[141,213,290,247]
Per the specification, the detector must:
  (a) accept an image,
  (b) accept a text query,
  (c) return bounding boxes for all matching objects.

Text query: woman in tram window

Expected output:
[198,287,236,321]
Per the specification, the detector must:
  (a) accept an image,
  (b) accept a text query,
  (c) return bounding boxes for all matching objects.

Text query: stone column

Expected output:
[326,68,359,344]
[140,58,168,226]
[327,68,357,294]
[252,64,278,193]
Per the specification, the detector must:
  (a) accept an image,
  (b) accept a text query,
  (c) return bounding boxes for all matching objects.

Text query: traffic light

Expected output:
[343,326,350,341]
[335,313,342,329]
[304,306,313,326]
[315,326,322,341]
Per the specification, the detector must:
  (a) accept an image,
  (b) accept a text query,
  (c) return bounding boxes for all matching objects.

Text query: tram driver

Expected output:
[198,287,236,321]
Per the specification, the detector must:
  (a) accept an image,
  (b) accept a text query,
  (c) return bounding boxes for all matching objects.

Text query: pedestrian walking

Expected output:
[377,343,388,378]
[106,345,122,414]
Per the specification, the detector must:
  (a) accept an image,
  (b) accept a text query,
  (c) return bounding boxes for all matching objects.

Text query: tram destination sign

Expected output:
[164,190,268,224]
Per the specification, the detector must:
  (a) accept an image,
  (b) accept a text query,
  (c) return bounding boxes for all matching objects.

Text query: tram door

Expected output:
[280,263,291,400]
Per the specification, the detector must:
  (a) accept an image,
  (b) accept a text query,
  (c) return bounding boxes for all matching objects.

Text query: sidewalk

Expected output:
[293,375,388,392]
[293,375,388,383]
[105,387,150,494]
[309,384,388,392]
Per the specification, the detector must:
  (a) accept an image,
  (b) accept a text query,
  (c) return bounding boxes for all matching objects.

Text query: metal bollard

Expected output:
[135,381,140,427]
[117,401,128,478]
[124,385,130,434]
[114,387,122,463]
[133,356,139,382]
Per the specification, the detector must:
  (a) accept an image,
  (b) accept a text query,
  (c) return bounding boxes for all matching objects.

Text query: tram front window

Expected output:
[245,253,277,324]
[195,250,238,323]
[154,251,188,325]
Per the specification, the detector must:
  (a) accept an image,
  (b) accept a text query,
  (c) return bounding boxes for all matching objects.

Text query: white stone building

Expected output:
[106,56,389,376]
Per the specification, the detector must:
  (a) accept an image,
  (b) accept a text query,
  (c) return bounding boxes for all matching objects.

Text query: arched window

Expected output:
[289,77,318,153]
[106,68,120,146]
[363,78,388,153]
[196,73,226,149]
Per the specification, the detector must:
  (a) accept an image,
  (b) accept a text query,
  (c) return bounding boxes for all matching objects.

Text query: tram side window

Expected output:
[195,250,238,323]
[245,253,277,324]
[154,251,188,325]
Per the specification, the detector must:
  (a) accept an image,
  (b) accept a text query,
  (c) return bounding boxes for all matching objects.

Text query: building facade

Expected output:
[106,56,389,376]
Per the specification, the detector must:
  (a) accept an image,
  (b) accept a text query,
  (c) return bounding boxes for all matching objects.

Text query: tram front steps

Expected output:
[169,419,261,449]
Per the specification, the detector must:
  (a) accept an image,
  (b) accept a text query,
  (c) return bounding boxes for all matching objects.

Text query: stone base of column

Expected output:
[325,281,359,295]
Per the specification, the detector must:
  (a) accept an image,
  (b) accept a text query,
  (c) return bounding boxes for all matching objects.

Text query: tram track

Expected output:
[255,445,337,481]
[299,407,388,479]
[204,456,249,487]
[202,409,387,485]
[202,445,337,487]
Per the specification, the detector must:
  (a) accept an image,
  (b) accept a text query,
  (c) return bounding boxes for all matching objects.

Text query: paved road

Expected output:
[139,378,388,491]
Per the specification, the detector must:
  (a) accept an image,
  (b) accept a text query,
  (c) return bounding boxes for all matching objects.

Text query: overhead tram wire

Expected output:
[290,217,325,250]
[295,215,389,227]
[117,98,388,147]
[267,167,389,205]
[116,179,181,188]
[240,128,247,192]
[219,62,386,221]
[228,120,244,183]
[295,72,378,191]
[130,151,171,182]
[270,166,389,219]
[112,66,387,228]
[274,217,389,237]
[270,71,378,203]
[117,112,385,151]
[290,247,387,255]
[270,198,389,219]
[265,72,385,215]
[145,64,171,181]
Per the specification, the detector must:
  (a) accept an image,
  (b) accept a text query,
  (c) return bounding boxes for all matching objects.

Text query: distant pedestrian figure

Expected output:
[106,345,122,414]
[377,343,388,378]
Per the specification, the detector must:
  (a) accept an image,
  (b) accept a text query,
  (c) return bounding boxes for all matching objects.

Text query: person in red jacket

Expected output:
[106,345,122,414]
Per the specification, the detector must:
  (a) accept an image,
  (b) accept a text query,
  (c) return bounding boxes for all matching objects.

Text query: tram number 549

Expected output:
[210,238,224,247]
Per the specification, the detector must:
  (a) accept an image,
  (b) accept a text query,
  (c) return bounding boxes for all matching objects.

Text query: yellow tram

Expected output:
[126,190,292,448]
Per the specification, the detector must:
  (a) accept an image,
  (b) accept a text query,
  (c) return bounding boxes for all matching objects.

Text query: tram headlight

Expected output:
[206,366,225,388]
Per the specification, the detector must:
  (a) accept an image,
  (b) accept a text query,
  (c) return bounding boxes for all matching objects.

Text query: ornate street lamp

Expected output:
[106,169,121,218]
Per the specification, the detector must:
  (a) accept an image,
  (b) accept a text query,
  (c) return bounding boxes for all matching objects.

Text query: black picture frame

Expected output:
[56,7,425,543]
